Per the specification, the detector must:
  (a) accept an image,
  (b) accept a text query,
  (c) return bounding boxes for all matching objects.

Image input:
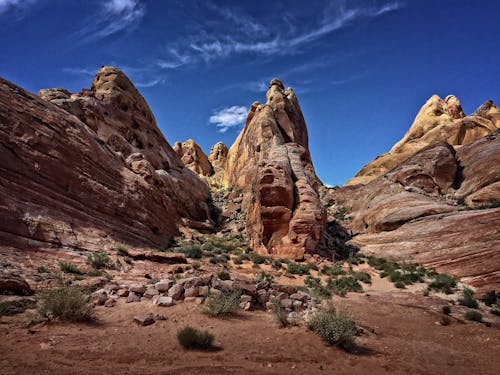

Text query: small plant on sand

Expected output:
[86,253,110,269]
[287,262,317,276]
[37,285,93,322]
[442,305,451,315]
[177,244,202,259]
[327,276,362,297]
[394,280,406,289]
[428,273,457,294]
[217,270,231,281]
[59,262,83,275]
[271,299,290,328]
[204,290,241,317]
[114,243,130,256]
[321,263,346,277]
[483,290,497,307]
[308,306,357,349]
[37,266,49,274]
[191,261,201,270]
[458,287,479,309]
[177,326,214,350]
[351,271,372,284]
[464,310,482,322]
[253,271,274,284]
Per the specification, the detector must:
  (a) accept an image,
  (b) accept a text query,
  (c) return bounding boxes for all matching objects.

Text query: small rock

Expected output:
[184,286,199,298]
[126,292,142,303]
[184,297,197,303]
[292,300,303,309]
[104,298,116,307]
[130,284,146,294]
[167,284,183,300]
[117,289,129,297]
[257,289,269,304]
[240,294,252,303]
[155,280,174,292]
[198,285,209,296]
[133,313,155,326]
[156,296,174,307]
[280,299,293,309]
[143,287,159,299]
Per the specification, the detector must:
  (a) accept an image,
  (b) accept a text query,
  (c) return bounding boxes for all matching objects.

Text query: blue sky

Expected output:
[1,0,499,186]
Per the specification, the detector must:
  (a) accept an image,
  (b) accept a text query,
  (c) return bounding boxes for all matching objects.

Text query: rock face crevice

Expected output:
[1,67,211,255]
[224,79,326,260]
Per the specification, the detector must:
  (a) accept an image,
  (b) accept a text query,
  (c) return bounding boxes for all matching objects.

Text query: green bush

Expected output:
[458,287,479,309]
[37,286,93,322]
[321,263,346,277]
[177,326,214,350]
[440,316,451,326]
[442,305,451,315]
[352,271,371,284]
[428,273,457,294]
[253,271,274,284]
[59,262,83,275]
[217,271,231,281]
[394,281,406,289]
[209,255,228,265]
[308,308,357,349]
[37,266,49,274]
[191,261,201,270]
[271,259,283,270]
[86,253,110,269]
[464,310,482,322]
[327,276,362,296]
[490,301,500,316]
[250,253,267,265]
[287,262,315,275]
[483,290,497,307]
[177,245,202,259]
[204,290,241,317]
[271,300,289,328]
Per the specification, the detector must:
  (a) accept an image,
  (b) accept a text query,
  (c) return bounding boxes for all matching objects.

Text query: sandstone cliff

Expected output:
[208,142,228,172]
[173,139,214,176]
[224,79,326,260]
[0,67,211,257]
[348,95,500,185]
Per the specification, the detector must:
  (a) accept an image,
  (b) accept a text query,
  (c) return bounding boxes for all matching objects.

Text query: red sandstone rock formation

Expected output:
[0,67,211,257]
[224,79,326,259]
[173,139,214,176]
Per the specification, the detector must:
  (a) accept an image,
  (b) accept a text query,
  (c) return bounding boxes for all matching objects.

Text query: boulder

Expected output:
[0,275,33,296]
[155,296,174,307]
[133,313,155,326]
[126,292,142,303]
[167,284,183,300]
[155,280,174,293]
[208,142,228,172]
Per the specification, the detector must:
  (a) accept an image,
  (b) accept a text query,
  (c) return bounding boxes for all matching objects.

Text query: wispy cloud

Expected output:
[159,1,403,69]
[75,0,145,44]
[209,106,248,133]
[0,0,37,17]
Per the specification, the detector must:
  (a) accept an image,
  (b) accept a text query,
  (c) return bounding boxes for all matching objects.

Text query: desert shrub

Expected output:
[483,290,497,307]
[477,199,500,209]
[352,271,371,284]
[490,301,500,316]
[209,255,228,265]
[334,206,350,222]
[217,271,231,281]
[442,305,451,315]
[394,281,406,289]
[327,276,362,296]
[86,253,110,269]
[177,326,214,350]
[86,269,104,277]
[114,243,130,256]
[321,263,346,277]
[287,262,314,276]
[37,266,49,274]
[205,290,241,317]
[304,276,321,288]
[458,287,479,309]
[271,299,289,328]
[271,259,283,270]
[37,286,93,322]
[464,310,482,322]
[254,271,274,284]
[59,262,83,275]
[250,253,267,265]
[308,308,357,349]
[440,316,451,326]
[177,245,202,259]
[428,273,457,294]
[191,261,201,270]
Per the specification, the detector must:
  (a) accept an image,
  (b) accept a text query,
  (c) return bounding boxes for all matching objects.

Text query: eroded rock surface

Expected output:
[173,139,213,176]
[208,142,228,172]
[1,67,211,257]
[224,79,326,259]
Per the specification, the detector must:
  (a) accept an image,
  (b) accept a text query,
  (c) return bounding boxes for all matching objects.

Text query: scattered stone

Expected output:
[155,280,174,292]
[117,289,129,297]
[143,287,159,299]
[156,296,174,307]
[133,313,155,326]
[184,287,199,298]
[240,294,252,303]
[280,299,293,309]
[198,286,209,296]
[126,292,142,303]
[168,284,183,300]
[0,275,34,296]
[104,298,116,307]
[130,284,146,294]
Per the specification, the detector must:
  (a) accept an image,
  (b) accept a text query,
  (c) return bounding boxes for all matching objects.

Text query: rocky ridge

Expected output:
[0,67,212,261]
[348,95,500,185]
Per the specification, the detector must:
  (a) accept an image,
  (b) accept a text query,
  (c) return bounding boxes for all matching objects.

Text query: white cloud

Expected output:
[0,0,37,16]
[209,106,248,133]
[75,0,145,43]
[160,1,403,68]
